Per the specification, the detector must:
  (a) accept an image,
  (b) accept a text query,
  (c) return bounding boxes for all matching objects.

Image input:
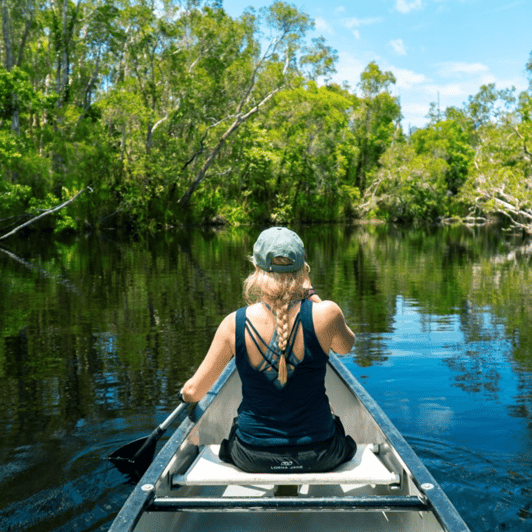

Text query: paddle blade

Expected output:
[108,435,158,478]
[108,402,189,478]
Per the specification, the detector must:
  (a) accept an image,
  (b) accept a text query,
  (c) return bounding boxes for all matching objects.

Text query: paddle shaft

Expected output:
[131,401,189,461]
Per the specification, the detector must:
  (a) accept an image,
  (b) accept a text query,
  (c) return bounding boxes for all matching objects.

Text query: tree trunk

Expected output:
[177,88,282,208]
[1,0,20,136]
[1,0,13,69]
[57,0,69,105]
[0,187,90,241]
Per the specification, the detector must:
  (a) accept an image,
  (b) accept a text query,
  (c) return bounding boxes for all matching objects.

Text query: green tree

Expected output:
[215,82,356,224]
[351,62,402,194]
[459,90,532,233]
[173,1,321,211]
[1,0,37,135]
[357,142,450,222]
[357,115,473,223]
[410,119,473,196]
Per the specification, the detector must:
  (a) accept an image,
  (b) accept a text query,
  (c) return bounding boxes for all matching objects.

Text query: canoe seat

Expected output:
[172,443,400,487]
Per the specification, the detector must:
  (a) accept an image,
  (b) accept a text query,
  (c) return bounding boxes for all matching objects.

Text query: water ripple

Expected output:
[405,434,532,532]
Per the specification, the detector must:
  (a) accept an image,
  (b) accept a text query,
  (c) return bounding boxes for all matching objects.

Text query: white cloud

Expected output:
[392,67,428,89]
[390,38,407,56]
[342,17,382,29]
[342,17,382,40]
[330,52,368,90]
[424,83,469,98]
[315,17,334,35]
[400,102,432,128]
[401,102,430,116]
[395,0,424,14]
[437,62,490,77]
[334,6,346,15]
[343,17,382,28]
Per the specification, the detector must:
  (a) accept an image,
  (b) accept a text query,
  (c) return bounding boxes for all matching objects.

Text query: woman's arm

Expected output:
[312,300,356,355]
[180,312,236,403]
[328,302,356,354]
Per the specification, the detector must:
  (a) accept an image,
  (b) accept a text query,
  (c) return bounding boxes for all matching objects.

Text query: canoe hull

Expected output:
[109,355,470,532]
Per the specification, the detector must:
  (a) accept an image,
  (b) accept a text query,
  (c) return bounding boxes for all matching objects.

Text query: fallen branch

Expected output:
[0,186,91,241]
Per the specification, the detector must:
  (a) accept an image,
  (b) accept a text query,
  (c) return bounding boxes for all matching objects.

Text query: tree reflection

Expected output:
[1,224,532,507]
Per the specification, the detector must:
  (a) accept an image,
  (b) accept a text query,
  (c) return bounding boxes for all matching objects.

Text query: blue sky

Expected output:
[222,0,531,130]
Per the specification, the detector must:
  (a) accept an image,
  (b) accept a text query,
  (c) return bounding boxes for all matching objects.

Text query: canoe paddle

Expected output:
[108,399,190,477]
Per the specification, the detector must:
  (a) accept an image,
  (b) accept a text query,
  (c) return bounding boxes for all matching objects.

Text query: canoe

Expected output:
[109,353,471,532]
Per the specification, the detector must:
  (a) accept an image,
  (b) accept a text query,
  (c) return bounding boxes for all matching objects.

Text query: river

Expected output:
[0,224,531,531]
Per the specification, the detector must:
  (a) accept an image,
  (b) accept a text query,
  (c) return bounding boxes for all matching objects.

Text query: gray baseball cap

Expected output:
[253,227,305,273]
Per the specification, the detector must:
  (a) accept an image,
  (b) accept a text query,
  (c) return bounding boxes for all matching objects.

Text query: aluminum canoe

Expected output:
[109,353,471,532]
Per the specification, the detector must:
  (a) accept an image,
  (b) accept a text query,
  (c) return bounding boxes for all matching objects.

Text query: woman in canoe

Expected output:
[181,227,356,473]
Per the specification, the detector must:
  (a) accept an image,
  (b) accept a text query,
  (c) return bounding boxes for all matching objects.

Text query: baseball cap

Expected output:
[253,227,305,273]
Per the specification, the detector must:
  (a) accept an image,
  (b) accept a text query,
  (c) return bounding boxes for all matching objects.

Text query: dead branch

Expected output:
[493,196,532,221]
[0,187,91,241]
[177,88,283,208]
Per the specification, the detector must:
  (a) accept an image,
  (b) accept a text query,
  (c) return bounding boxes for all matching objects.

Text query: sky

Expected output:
[221,0,531,130]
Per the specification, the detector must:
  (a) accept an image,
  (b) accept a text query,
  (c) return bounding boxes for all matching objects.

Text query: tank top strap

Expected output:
[300,298,327,357]
[235,306,247,361]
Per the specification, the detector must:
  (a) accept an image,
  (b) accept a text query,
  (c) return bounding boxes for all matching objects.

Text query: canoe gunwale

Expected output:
[108,362,236,532]
[326,355,471,532]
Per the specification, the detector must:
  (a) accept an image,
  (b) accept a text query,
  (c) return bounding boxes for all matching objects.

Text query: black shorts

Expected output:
[219,416,356,474]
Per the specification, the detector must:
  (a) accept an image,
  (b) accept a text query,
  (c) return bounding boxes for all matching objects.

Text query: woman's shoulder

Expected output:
[218,304,264,333]
[310,299,344,320]
[310,299,355,355]
[217,310,237,335]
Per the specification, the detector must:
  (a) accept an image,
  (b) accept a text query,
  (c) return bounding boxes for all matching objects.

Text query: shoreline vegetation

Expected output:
[1,1,532,240]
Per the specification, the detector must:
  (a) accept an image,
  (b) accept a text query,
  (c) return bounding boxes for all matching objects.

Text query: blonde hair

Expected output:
[243,257,310,385]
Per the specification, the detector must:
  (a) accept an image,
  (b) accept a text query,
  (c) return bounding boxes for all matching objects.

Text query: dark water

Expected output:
[1,225,531,531]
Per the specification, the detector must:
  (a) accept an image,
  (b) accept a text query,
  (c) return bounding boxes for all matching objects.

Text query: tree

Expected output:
[174,1,322,210]
[217,82,356,223]
[351,62,402,193]
[459,87,532,234]
[410,119,473,196]
[356,110,473,223]
[357,142,450,222]
[1,0,36,135]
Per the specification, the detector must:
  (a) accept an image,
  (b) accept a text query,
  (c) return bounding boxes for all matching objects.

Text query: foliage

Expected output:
[351,62,402,194]
[410,119,474,195]
[220,82,358,223]
[0,67,41,120]
[457,85,532,233]
[0,181,32,220]
[360,143,449,222]
[0,0,531,235]
[28,189,79,233]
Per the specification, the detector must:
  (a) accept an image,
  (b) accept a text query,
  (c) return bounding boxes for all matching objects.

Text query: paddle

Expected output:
[109,399,190,477]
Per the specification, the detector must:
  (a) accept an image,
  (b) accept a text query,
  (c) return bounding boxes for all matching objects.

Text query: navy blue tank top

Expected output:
[234,298,335,446]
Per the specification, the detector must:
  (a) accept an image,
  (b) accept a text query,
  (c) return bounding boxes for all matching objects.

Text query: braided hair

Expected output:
[243,257,310,386]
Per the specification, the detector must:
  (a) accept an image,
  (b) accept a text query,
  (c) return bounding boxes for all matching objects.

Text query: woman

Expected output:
[181,227,356,473]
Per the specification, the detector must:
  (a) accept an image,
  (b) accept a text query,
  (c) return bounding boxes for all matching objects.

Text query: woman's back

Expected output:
[243,301,304,369]
[235,299,336,446]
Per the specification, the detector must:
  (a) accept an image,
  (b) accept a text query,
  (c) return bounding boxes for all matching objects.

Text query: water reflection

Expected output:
[0,225,531,531]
